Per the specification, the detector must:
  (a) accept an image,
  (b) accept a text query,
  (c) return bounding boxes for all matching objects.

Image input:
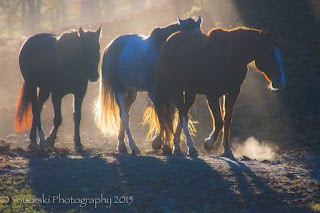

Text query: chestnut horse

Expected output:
[147,27,286,158]
[95,17,202,155]
[15,27,101,152]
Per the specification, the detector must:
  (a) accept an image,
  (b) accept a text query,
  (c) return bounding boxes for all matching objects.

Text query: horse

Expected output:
[147,27,286,158]
[15,27,101,152]
[94,17,202,155]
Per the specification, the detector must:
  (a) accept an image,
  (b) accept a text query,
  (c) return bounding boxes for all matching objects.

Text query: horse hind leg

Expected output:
[116,91,140,155]
[148,88,163,151]
[29,117,38,150]
[151,131,162,151]
[204,96,223,153]
[172,121,182,155]
[220,89,240,159]
[47,93,62,148]
[38,89,50,149]
[117,122,128,154]
[29,86,49,150]
[117,90,137,154]
[175,91,198,157]
[173,92,196,156]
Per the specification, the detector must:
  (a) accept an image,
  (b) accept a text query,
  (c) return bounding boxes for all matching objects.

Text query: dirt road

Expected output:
[0,135,319,212]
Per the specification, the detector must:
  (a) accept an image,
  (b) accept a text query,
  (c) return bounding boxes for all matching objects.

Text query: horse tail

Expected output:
[14,83,32,132]
[144,49,177,144]
[95,42,123,137]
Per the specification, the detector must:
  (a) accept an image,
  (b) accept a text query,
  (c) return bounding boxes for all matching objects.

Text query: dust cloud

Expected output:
[232,136,276,160]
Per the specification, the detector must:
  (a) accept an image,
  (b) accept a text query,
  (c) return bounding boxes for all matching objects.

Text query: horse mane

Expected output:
[207,26,263,36]
[207,26,273,52]
[57,30,79,42]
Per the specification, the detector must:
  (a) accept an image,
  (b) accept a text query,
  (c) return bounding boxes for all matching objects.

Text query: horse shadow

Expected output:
[25,152,238,212]
[25,152,312,212]
[27,153,120,212]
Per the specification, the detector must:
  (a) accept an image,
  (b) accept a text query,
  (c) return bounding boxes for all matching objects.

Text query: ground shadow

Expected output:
[12,149,317,212]
[224,158,314,212]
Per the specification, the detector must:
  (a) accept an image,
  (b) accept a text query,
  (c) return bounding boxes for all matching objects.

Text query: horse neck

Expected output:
[57,32,84,66]
[229,30,262,65]
[150,23,180,46]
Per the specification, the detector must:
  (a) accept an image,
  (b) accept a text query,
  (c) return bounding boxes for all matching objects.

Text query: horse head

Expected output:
[254,32,286,90]
[178,16,202,33]
[79,26,101,82]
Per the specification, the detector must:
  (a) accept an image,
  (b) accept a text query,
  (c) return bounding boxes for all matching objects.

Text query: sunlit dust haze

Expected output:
[232,137,276,160]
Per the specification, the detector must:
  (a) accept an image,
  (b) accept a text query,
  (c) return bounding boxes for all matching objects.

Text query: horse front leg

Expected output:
[47,93,62,148]
[221,89,240,159]
[116,91,140,155]
[73,93,84,153]
[204,96,223,153]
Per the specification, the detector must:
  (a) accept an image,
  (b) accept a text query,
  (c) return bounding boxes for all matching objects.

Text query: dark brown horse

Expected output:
[95,17,202,155]
[15,27,101,152]
[147,27,286,158]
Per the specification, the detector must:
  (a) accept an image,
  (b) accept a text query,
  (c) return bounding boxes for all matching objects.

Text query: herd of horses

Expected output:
[14,17,286,159]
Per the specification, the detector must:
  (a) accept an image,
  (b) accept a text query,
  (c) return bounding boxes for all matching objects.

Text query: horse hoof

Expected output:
[75,145,83,153]
[118,145,128,155]
[188,148,198,157]
[151,136,162,150]
[162,145,172,155]
[173,148,183,156]
[28,143,39,151]
[131,146,141,155]
[221,148,236,160]
[39,141,48,150]
[204,139,214,151]
[46,137,55,148]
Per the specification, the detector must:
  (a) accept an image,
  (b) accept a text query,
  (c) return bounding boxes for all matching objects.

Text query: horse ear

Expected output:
[177,17,183,24]
[196,16,203,26]
[79,27,85,37]
[96,26,102,38]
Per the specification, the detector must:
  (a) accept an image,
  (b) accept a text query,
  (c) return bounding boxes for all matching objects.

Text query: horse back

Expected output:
[160,30,248,95]
[107,34,158,90]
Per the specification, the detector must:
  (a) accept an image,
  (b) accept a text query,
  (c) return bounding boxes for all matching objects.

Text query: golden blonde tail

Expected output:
[94,41,124,137]
[143,105,197,148]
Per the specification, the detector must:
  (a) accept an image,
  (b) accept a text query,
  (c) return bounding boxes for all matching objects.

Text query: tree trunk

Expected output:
[35,0,41,33]
[21,0,26,34]
[27,0,35,34]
